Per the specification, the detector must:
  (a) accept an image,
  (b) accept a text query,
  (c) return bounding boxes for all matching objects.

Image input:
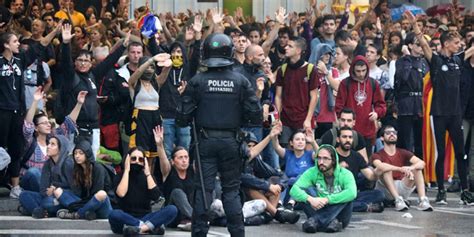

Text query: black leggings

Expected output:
[433,115,468,190]
[0,110,24,178]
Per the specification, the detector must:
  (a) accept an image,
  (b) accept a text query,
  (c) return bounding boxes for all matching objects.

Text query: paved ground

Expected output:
[0,188,473,236]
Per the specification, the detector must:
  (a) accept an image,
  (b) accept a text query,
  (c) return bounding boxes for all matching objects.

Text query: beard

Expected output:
[341,142,352,151]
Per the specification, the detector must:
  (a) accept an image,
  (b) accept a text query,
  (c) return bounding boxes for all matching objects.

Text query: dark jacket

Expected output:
[177,67,262,129]
[70,141,110,200]
[394,55,428,116]
[0,44,46,113]
[39,135,74,197]
[60,43,126,128]
[160,41,191,119]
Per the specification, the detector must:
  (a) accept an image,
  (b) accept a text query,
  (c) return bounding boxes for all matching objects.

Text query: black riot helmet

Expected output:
[201,33,234,68]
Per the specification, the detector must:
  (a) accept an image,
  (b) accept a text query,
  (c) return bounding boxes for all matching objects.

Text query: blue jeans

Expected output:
[162,119,191,158]
[108,205,178,234]
[302,202,353,231]
[353,190,385,212]
[20,168,41,192]
[58,190,112,219]
[262,127,280,170]
[19,191,62,216]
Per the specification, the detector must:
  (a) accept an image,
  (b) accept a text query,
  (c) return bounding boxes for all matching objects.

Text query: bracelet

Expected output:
[146,174,152,177]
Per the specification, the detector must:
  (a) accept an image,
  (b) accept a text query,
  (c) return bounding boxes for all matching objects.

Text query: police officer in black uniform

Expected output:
[177,33,262,237]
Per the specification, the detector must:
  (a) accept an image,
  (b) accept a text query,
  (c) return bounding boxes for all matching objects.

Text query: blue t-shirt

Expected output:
[284,150,315,178]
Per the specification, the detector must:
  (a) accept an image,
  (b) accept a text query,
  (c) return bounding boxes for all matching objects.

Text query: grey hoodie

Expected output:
[39,135,74,196]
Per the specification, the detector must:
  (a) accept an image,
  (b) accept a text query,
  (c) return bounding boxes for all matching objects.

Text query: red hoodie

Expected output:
[335,55,386,139]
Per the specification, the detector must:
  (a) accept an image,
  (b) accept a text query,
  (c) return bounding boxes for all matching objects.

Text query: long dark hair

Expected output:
[74,159,93,189]
[0,32,15,53]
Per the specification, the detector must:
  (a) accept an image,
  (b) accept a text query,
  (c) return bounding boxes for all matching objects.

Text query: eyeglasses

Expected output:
[384,130,398,135]
[317,156,332,162]
[131,156,145,162]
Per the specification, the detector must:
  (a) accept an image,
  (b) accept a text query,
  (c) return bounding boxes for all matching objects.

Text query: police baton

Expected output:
[191,118,209,210]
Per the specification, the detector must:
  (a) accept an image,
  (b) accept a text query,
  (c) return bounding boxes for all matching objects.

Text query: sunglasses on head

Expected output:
[130,156,145,162]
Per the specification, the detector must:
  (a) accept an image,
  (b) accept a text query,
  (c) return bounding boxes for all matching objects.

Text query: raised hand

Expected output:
[153,53,170,63]
[77,91,88,104]
[403,10,416,24]
[275,7,287,24]
[33,86,43,102]
[122,31,131,47]
[319,2,327,12]
[305,129,315,144]
[211,8,224,24]
[375,17,382,32]
[193,14,203,32]
[370,0,379,10]
[61,23,74,44]
[124,154,131,173]
[153,125,164,145]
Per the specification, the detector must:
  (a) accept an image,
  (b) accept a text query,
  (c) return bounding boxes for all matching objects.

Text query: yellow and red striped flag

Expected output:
[422,72,455,183]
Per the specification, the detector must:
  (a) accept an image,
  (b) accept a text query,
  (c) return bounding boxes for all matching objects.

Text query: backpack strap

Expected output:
[352,130,358,149]
[280,63,288,77]
[330,128,337,146]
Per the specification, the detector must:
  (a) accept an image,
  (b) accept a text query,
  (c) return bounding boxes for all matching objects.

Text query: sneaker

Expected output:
[17,205,28,216]
[9,185,22,199]
[242,199,266,218]
[244,215,264,226]
[177,220,192,231]
[274,209,300,224]
[435,190,448,205]
[261,212,273,224]
[325,219,343,233]
[417,197,433,211]
[302,217,318,233]
[122,225,140,236]
[283,202,295,211]
[395,196,409,211]
[367,203,384,213]
[32,207,48,219]
[84,211,97,220]
[151,224,165,235]
[460,190,474,206]
[210,199,225,218]
[56,209,79,219]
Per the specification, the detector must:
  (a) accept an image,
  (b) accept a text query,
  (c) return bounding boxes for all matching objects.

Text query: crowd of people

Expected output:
[0,0,474,235]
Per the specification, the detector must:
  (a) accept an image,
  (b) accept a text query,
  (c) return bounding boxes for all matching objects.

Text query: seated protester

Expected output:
[335,127,385,213]
[319,108,368,163]
[153,126,194,231]
[54,141,113,220]
[372,125,433,212]
[290,145,356,233]
[108,147,178,235]
[271,122,318,208]
[18,135,74,218]
[20,88,86,192]
[241,128,300,225]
